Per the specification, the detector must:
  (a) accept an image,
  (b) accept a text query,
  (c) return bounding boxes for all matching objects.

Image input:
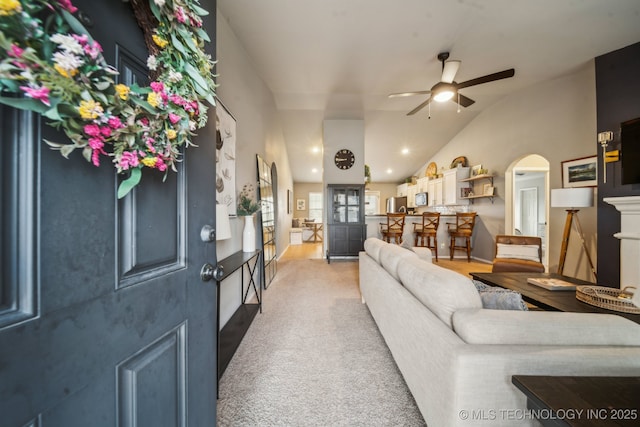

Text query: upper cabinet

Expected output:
[443,167,470,205]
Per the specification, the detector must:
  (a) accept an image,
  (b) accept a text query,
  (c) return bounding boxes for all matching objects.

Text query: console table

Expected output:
[216,249,263,394]
[470,272,640,324]
[512,375,640,426]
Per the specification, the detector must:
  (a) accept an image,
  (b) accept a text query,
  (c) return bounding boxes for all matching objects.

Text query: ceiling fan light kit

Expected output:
[389,51,515,116]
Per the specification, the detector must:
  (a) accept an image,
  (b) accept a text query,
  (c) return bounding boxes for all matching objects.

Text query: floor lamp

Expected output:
[551,188,597,280]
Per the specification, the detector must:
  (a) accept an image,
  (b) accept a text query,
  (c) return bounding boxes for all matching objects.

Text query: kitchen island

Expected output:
[365,211,478,260]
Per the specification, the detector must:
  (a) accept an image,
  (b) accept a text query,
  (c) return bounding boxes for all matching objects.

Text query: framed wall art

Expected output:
[215,99,237,214]
[561,155,597,188]
[296,199,305,211]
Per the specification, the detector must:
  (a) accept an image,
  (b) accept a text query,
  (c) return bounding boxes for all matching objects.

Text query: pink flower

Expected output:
[156,157,167,171]
[139,117,149,127]
[108,116,124,129]
[88,137,106,167]
[169,94,185,106]
[119,151,139,170]
[175,7,186,24]
[100,126,112,137]
[57,0,78,13]
[83,41,102,59]
[83,123,101,137]
[168,113,181,124]
[8,44,24,58]
[145,138,157,153]
[72,34,89,45]
[19,85,51,106]
[150,81,164,93]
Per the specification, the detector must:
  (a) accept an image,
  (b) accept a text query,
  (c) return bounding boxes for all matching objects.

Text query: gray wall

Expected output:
[216,10,293,326]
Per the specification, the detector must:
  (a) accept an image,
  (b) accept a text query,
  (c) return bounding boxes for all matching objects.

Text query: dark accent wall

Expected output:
[595,41,640,287]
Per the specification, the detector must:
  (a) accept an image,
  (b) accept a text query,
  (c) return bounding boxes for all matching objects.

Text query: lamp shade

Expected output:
[216,204,232,240]
[550,188,594,208]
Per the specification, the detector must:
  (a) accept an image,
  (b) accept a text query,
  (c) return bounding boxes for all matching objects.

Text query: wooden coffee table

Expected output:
[512,375,640,427]
[470,272,640,324]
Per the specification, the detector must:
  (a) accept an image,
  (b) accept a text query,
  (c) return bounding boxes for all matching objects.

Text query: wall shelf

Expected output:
[459,174,495,204]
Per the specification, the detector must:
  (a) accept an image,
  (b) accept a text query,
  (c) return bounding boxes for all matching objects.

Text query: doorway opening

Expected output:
[505,154,550,270]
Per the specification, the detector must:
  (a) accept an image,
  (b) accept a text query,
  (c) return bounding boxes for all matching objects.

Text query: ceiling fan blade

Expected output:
[388,90,431,98]
[407,97,432,116]
[456,68,515,90]
[452,93,475,108]
[441,60,460,83]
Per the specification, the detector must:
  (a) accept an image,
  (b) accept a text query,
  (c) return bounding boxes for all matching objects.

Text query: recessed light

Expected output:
[401,148,409,155]
[311,146,320,154]
[386,168,393,174]
[311,168,318,173]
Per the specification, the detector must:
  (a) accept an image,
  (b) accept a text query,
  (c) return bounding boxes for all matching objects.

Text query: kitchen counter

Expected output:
[365,212,479,259]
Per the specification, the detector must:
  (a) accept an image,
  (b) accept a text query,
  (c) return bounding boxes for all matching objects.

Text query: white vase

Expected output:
[242,215,256,253]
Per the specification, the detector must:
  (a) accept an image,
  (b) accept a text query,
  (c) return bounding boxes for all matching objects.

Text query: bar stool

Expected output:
[447,212,477,262]
[413,212,441,261]
[380,213,406,244]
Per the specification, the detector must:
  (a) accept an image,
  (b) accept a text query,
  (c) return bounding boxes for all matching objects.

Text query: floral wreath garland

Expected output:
[0,0,217,198]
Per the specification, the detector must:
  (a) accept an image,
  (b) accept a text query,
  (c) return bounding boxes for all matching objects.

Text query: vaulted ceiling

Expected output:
[217,0,640,183]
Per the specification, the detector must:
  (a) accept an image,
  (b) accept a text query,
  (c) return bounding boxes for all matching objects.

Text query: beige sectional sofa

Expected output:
[359,237,640,426]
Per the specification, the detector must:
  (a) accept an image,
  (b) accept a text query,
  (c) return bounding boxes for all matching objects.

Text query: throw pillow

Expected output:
[292,218,300,228]
[495,243,540,262]
[473,280,528,311]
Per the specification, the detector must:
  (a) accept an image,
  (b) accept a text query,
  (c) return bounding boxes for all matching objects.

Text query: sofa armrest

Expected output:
[453,308,640,346]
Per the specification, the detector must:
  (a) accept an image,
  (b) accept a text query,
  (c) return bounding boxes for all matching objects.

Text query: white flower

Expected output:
[147,55,157,71]
[154,0,166,7]
[52,51,83,71]
[189,120,197,131]
[167,70,183,83]
[50,34,83,55]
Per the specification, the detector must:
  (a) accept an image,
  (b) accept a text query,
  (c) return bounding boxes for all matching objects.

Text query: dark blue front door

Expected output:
[0,1,218,425]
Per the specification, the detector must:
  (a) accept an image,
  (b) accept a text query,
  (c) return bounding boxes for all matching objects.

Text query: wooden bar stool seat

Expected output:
[380,213,406,244]
[447,212,477,262]
[413,212,441,261]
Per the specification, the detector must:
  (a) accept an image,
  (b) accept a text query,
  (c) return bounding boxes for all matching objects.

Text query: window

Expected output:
[308,192,323,222]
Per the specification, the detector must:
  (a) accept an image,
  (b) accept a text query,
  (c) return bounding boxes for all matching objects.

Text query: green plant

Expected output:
[364,164,371,183]
[237,183,260,216]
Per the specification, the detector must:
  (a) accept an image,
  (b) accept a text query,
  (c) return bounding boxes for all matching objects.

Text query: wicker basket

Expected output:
[575,286,640,314]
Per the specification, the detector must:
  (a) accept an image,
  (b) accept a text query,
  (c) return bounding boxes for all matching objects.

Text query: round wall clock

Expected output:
[334,149,355,170]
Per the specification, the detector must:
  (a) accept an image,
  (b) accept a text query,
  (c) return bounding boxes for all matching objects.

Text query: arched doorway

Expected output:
[505,154,550,270]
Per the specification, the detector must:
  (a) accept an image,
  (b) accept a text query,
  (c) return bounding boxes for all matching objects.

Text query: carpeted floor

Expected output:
[216,259,427,426]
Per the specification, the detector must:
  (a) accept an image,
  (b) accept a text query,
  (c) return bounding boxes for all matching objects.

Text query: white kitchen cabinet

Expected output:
[427,178,443,206]
[397,183,408,197]
[443,167,470,205]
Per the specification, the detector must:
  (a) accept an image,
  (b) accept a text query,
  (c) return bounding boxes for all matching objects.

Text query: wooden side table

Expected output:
[512,375,640,426]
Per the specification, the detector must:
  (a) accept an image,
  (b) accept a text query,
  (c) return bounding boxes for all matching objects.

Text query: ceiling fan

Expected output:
[389,52,515,116]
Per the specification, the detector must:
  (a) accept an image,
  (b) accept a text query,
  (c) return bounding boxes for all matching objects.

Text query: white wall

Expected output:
[216,10,293,326]
[416,63,597,280]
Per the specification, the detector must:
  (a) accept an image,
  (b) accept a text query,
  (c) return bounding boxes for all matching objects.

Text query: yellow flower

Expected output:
[78,100,104,120]
[147,92,160,108]
[0,0,21,16]
[114,84,130,100]
[166,129,177,140]
[54,64,78,78]
[141,157,158,168]
[152,34,169,48]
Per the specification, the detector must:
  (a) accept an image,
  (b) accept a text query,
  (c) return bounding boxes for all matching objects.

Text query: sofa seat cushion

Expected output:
[398,257,482,328]
[473,280,528,311]
[379,242,418,281]
[453,308,640,346]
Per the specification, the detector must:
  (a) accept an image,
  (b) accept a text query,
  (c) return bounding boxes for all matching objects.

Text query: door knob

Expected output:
[200,263,224,282]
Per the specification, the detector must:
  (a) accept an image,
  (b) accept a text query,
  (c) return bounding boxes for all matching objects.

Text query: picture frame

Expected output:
[215,99,237,214]
[471,164,482,176]
[287,189,292,214]
[561,155,597,188]
[461,187,473,198]
[483,184,495,196]
[296,199,306,211]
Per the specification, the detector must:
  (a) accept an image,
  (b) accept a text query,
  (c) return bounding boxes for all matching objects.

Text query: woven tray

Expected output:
[575,286,640,314]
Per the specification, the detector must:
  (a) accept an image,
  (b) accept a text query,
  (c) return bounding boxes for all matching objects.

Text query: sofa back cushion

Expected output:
[378,243,418,281]
[363,237,386,263]
[398,257,482,328]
